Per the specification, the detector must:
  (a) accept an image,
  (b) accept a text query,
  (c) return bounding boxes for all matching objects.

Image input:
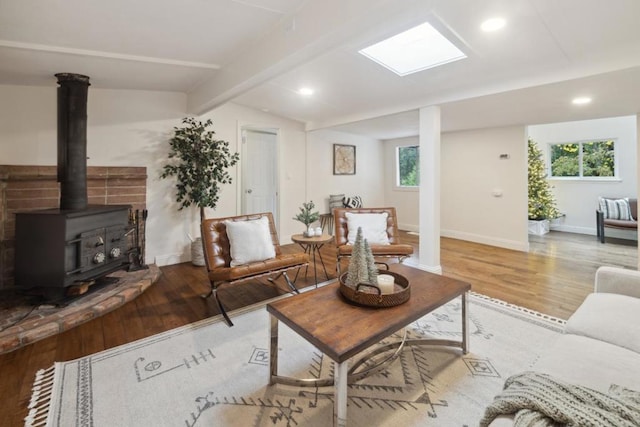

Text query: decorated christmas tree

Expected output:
[345,227,378,287]
[528,138,559,220]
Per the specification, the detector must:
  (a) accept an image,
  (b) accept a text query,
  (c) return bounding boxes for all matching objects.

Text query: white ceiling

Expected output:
[2,0,640,139]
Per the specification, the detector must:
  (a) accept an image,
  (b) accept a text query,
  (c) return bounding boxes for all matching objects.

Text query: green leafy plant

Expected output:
[161,117,240,221]
[528,138,559,220]
[293,200,320,227]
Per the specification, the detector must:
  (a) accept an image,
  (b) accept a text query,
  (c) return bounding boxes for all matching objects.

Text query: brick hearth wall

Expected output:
[0,165,147,290]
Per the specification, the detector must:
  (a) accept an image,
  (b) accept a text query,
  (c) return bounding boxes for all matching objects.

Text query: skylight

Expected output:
[359,22,467,76]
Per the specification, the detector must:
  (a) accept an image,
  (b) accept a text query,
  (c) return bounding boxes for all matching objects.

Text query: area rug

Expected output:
[26,292,565,427]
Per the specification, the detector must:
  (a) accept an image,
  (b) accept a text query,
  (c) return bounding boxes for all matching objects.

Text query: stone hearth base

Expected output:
[0,265,161,354]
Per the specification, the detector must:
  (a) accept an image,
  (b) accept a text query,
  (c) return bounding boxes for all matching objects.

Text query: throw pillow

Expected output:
[342,195,363,209]
[329,194,345,212]
[224,216,276,266]
[599,197,633,220]
[345,212,390,245]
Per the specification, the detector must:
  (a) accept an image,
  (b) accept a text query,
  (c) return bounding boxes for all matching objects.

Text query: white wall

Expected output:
[306,130,385,222]
[0,84,189,266]
[384,126,529,251]
[528,116,637,236]
[198,103,307,246]
[0,84,308,267]
[442,126,529,251]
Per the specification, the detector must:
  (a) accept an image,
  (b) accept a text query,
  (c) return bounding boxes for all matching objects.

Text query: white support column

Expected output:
[418,106,442,273]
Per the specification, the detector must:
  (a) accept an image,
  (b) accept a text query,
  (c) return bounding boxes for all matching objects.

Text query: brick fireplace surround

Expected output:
[0,165,160,354]
[0,165,148,289]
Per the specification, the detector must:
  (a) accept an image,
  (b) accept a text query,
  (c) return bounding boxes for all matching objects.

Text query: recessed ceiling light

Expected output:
[298,87,314,96]
[481,18,506,32]
[359,21,467,76]
[572,97,592,105]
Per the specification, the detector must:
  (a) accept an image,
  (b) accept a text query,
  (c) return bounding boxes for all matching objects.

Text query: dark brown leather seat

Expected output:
[201,212,308,326]
[333,207,413,275]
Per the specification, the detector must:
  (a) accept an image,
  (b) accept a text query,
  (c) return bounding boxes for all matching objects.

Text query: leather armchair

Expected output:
[201,212,308,326]
[333,207,413,275]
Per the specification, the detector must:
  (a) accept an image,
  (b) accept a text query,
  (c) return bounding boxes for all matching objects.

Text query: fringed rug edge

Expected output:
[25,364,58,427]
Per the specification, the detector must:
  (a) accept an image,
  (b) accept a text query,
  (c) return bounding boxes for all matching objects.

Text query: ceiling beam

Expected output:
[0,40,221,70]
[187,0,432,115]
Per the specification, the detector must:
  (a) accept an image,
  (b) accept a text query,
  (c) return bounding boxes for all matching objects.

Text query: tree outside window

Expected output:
[397,145,419,187]
[550,140,615,178]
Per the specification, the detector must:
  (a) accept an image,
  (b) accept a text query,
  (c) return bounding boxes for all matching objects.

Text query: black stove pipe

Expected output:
[56,73,90,211]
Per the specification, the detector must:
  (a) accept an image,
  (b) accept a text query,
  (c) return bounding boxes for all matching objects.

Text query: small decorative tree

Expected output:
[528,138,559,220]
[364,239,379,283]
[345,227,379,288]
[293,200,320,233]
[160,117,240,222]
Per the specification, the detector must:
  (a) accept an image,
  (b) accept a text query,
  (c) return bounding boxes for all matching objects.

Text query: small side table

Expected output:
[291,234,333,286]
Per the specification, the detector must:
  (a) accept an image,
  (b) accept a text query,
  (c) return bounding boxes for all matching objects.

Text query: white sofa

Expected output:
[488,265,640,426]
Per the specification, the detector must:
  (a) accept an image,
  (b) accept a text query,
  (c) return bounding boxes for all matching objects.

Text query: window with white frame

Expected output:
[549,140,616,178]
[397,145,419,187]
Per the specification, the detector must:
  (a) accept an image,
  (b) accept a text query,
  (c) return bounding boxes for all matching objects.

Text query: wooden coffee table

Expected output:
[266,263,471,427]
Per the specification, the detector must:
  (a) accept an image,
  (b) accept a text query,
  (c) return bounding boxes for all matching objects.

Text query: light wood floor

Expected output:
[0,230,636,426]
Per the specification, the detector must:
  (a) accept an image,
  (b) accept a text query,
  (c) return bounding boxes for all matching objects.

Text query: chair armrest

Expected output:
[594,266,640,298]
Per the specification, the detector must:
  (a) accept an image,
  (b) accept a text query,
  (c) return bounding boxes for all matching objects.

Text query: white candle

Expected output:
[377,274,395,294]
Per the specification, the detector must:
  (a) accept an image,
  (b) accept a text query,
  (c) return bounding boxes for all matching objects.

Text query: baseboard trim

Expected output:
[551,225,637,240]
[154,253,190,266]
[441,229,529,252]
[398,223,419,233]
[550,224,594,235]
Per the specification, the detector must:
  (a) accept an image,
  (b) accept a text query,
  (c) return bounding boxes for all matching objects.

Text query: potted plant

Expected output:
[161,117,240,264]
[293,201,320,236]
[528,138,559,235]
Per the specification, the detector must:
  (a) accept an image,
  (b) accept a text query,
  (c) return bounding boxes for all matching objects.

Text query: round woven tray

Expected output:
[338,271,410,308]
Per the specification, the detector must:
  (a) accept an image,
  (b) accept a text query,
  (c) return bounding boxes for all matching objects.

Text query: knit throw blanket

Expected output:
[479,372,640,427]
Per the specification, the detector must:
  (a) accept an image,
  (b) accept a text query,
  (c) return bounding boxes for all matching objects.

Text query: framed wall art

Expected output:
[333,144,356,175]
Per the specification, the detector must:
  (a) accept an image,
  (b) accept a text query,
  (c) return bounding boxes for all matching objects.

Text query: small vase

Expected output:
[305,226,315,237]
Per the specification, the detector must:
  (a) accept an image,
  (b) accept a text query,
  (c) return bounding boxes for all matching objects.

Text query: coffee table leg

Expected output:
[334,360,348,426]
[462,291,469,354]
[269,315,278,384]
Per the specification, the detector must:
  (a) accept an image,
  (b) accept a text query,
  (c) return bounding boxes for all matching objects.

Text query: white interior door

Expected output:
[241,128,278,223]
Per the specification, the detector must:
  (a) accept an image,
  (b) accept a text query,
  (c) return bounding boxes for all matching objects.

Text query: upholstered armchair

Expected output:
[201,212,309,326]
[333,207,414,275]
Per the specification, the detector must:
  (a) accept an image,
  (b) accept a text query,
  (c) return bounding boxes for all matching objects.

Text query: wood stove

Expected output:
[14,73,132,300]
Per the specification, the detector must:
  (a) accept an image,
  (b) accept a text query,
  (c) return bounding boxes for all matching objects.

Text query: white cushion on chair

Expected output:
[598,197,633,220]
[345,212,390,245]
[225,217,276,266]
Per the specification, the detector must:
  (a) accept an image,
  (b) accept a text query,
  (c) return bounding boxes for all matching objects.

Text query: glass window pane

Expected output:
[550,143,579,177]
[398,146,419,186]
[582,140,615,177]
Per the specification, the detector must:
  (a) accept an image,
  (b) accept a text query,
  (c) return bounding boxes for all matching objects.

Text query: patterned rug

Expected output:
[26,292,565,427]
